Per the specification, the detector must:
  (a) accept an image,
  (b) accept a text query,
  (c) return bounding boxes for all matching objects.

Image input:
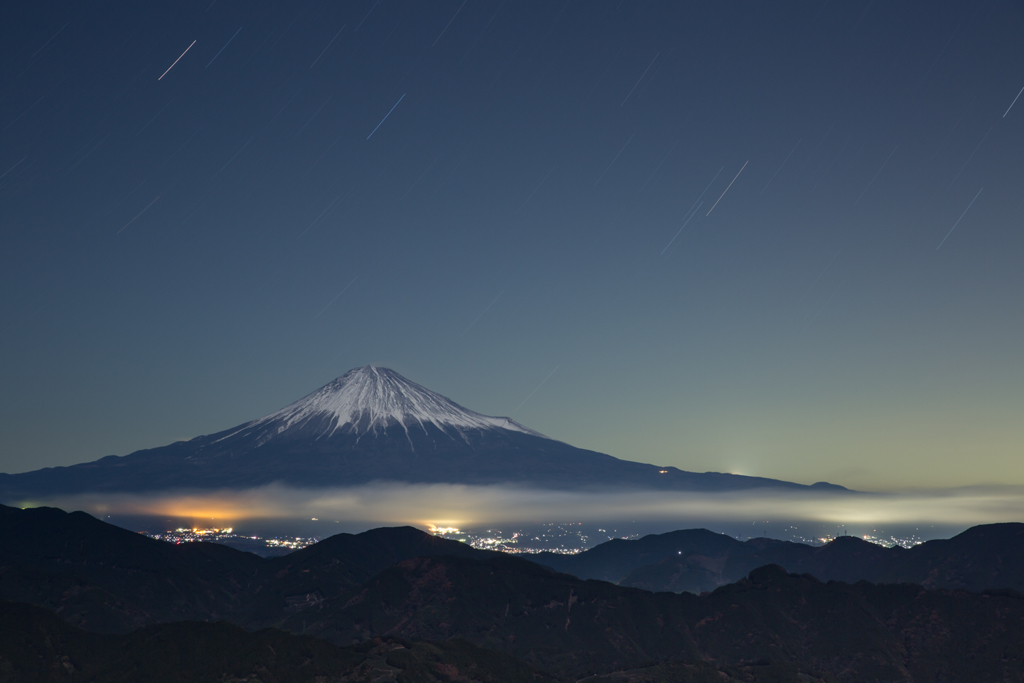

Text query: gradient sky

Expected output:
[2,0,1022,491]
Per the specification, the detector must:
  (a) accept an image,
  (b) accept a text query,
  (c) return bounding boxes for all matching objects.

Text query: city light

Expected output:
[142,528,320,553]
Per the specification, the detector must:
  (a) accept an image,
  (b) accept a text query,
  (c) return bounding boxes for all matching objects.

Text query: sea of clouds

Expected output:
[30,482,1024,532]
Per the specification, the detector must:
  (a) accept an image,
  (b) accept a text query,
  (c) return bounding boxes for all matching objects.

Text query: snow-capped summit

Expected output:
[240,366,546,440]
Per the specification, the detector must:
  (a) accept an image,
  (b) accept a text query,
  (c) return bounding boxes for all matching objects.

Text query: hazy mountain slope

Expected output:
[538,524,1024,595]
[884,522,1024,591]
[534,529,746,583]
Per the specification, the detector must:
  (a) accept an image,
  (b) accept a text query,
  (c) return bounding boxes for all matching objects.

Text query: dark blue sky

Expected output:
[3,0,1022,489]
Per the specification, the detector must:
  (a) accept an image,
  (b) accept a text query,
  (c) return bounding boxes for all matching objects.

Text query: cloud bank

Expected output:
[23,483,1024,529]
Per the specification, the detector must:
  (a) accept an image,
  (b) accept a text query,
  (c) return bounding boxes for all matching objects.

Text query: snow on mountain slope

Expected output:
[229,366,547,441]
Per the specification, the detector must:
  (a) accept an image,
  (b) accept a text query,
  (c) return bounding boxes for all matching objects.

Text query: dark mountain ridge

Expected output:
[0,599,553,683]
[295,552,1024,681]
[4,504,1024,681]
[0,503,498,632]
[536,522,1024,594]
[0,503,261,631]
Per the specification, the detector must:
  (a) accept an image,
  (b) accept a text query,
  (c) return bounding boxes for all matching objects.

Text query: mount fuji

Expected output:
[0,366,844,498]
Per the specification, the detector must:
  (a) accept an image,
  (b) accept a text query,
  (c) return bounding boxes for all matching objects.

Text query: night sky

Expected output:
[3,1,1022,491]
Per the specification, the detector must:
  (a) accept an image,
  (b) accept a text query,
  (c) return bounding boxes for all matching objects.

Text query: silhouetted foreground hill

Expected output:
[535,523,1024,594]
[5,504,1024,681]
[0,504,496,632]
[282,554,1024,680]
[0,599,553,683]
[0,503,263,630]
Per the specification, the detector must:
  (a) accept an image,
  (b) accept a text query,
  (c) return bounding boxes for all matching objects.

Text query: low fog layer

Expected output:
[17,483,1024,530]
